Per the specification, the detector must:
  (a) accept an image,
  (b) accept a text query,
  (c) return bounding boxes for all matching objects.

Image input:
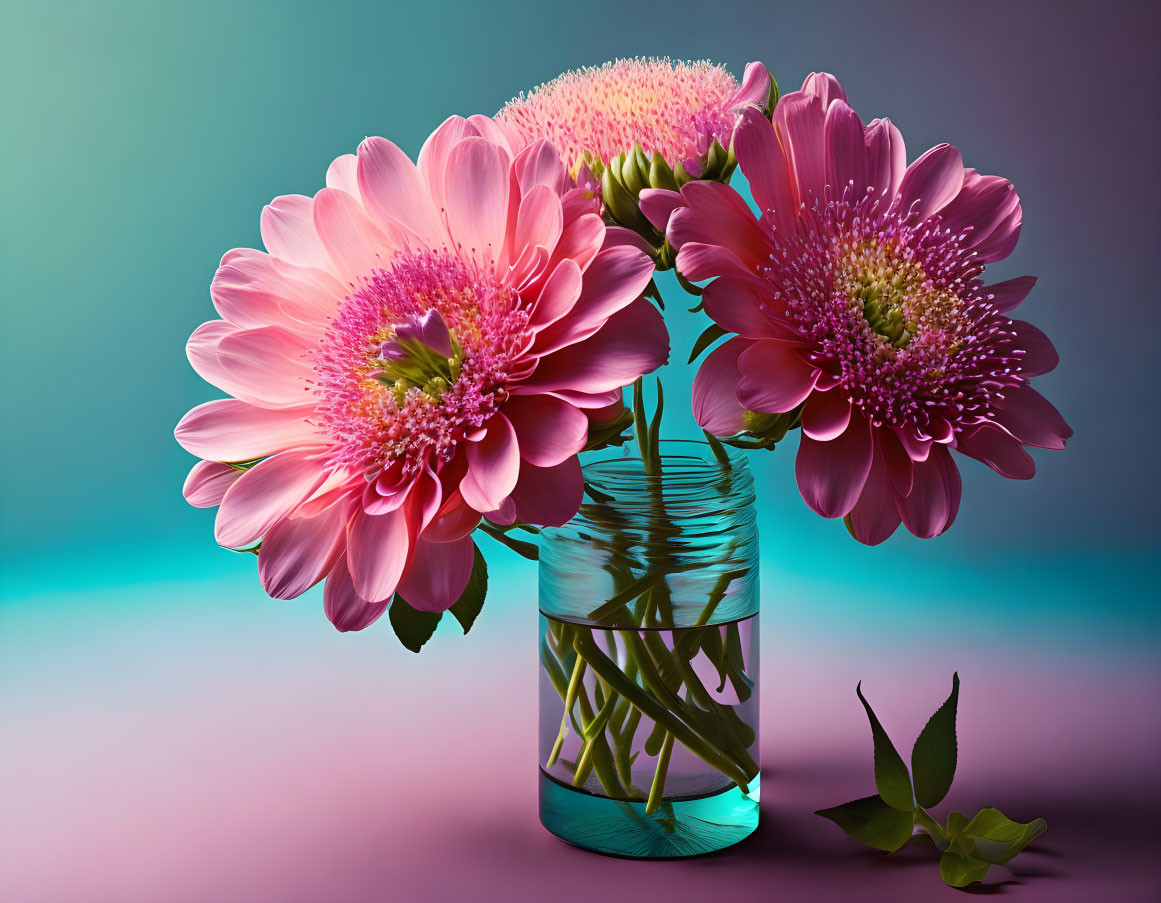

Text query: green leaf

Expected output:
[939,848,991,887]
[961,807,1047,865]
[911,671,959,807]
[388,595,442,653]
[688,322,727,364]
[448,543,488,634]
[815,795,916,852]
[856,681,914,811]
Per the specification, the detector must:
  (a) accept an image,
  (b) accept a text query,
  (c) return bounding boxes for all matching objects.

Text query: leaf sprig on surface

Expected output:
[816,674,1047,888]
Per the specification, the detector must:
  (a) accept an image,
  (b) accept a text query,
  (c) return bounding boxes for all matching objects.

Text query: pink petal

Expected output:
[514,139,567,197]
[702,276,792,340]
[260,195,331,271]
[459,414,520,512]
[444,137,510,263]
[533,245,654,352]
[521,297,669,394]
[347,505,411,603]
[186,319,239,393]
[312,187,392,281]
[846,438,903,545]
[975,210,1022,263]
[692,338,750,436]
[896,443,962,538]
[325,154,359,195]
[773,91,827,205]
[182,461,240,508]
[939,172,1020,256]
[988,276,1037,313]
[675,242,754,283]
[174,400,320,462]
[864,118,907,199]
[395,535,475,612]
[214,449,327,549]
[215,325,315,408]
[736,340,819,414]
[550,212,605,274]
[896,144,965,222]
[210,249,340,333]
[795,410,874,518]
[1009,319,1060,377]
[424,491,481,543]
[355,136,441,247]
[504,395,588,467]
[530,258,583,328]
[323,553,388,632]
[732,61,773,108]
[955,425,1035,480]
[800,72,848,106]
[992,385,1072,450]
[801,388,852,441]
[514,184,563,261]
[824,100,867,200]
[669,181,769,270]
[258,498,349,599]
[417,116,471,211]
[733,108,798,230]
[510,457,583,527]
[638,188,683,233]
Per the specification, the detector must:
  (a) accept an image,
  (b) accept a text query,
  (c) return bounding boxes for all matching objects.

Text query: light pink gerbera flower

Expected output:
[643,73,1070,544]
[497,57,771,177]
[176,116,668,629]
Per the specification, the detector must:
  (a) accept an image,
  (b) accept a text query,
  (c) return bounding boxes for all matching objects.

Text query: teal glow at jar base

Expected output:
[537,441,760,858]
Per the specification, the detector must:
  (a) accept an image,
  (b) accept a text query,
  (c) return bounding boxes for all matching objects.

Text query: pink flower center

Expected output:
[312,250,529,477]
[763,195,1025,435]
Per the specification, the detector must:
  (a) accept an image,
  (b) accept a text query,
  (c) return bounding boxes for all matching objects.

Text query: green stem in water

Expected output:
[645,733,675,816]
[547,655,586,767]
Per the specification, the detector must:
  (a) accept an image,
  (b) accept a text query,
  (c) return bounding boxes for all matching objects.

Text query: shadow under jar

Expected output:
[537,440,760,858]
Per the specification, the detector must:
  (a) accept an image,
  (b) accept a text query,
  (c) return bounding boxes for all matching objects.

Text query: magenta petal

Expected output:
[732,107,797,229]
[182,461,241,508]
[992,385,1072,450]
[896,444,962,539]
[823,100,867,200]
[846,439,903,545]
[701,277,791,340]
[795,410,874,519]
[800,72,848,106]
[896,427,933,463]
[674,242,753,283]
[987,276,1037,313]
[955,425,1035,480]
[736,340,818,414]
[323,553,388,632]
[504,395,588,467]
[395,535,475,613]
[800,389,852,441]
[732,61,773,108]
[692,338,751,436]
[774,91,827,204]
[460,414,520,512]
[896,143,964,221]
[879,428,914,496]
[347,505,411,603]
[258,499,348,599]
[214,450,326,549]
[1009,319,1060,377]
[669,181,769,270]
[510,457,583,527]
[864,118,906,199]
[637,188,683,234]
[424,492,481,543]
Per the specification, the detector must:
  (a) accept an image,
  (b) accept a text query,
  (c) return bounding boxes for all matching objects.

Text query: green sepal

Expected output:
[856,681,915,810]
[939,846,991,888]
[448,542,488,634]
[388,595,442,653]
[911,672,959,808]
[815,795,916,852]
[960,807,1047,865]
[688,323,727,363]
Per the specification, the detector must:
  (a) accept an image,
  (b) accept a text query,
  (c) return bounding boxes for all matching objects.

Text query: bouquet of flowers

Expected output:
[176,57,1069,864]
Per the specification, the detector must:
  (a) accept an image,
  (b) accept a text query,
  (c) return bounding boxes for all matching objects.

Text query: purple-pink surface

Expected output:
[2,579,1158,903]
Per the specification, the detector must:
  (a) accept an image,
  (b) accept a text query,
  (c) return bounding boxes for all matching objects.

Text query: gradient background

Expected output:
[2,1,1159,901]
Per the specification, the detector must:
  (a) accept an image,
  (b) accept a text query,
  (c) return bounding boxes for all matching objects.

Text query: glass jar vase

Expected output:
[537,440,760,858]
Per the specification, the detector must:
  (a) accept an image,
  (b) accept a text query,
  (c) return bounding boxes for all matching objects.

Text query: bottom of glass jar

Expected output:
[539,768,760,859]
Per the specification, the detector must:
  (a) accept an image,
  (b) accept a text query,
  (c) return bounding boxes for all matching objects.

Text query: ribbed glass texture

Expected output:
[538,441,760,858]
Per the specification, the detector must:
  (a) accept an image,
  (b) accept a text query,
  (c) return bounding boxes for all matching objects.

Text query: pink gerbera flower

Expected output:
[645,73,1070,544]
[176,116,668,629]
[497,57,771,177]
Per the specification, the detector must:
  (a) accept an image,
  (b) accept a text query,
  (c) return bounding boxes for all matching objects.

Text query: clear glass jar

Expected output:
[538,441,760,858]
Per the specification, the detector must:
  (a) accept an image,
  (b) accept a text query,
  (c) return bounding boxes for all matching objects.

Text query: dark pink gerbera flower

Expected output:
[643,73,1071,544]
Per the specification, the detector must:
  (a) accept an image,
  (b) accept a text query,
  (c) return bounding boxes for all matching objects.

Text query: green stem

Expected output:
[479,521,539,560]
[547,654,586,767]
[645,733,675,816]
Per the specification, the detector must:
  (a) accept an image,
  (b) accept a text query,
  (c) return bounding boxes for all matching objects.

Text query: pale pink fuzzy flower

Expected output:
[647,73,1070,544]
[176,116,669,628]
[496,57,771,175]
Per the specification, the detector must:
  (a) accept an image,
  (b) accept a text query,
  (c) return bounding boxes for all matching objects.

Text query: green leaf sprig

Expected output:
[388,542,489,653]
[816,674,1047,888]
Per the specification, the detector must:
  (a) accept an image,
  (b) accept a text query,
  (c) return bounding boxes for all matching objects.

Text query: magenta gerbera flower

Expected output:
[646,73,1070,544]
[497,57,771,177]
[176,116,668,628]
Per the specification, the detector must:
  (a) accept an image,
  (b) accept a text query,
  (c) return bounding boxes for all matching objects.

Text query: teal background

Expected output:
[1,2,1159,901]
